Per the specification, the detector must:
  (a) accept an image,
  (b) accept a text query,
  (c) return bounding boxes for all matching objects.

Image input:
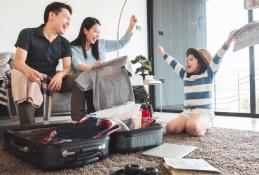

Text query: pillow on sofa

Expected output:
[0,64,10,77]
[9,53,16,69]
[0,52,11,67]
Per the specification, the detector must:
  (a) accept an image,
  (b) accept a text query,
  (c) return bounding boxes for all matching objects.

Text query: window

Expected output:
[207,0,250,113]
[149,0,258,117]
[253,10,259,114]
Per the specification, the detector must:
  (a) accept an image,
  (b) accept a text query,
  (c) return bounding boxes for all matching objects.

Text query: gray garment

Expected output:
[233,21,259,51]
[244,0,259,10]
[75,56,134,111]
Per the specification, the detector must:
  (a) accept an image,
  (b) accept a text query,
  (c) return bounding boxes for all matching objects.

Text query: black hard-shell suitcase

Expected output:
[4,124,109,170]
[110,123,163,153]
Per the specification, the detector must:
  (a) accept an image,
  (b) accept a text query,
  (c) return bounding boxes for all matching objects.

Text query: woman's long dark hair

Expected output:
[71,17,100,60]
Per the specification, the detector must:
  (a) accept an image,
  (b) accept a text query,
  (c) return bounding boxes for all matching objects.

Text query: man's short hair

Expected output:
[44,2,72,23]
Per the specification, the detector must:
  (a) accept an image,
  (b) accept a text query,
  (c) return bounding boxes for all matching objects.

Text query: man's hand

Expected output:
[48,56,71,91]
[156,45,165,57]
[24,68,43,83]
[48,72,63,91]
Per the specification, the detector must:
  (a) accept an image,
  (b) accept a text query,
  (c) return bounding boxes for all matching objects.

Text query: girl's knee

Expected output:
[186,123,206,136]
[166,123,184,134]
[166,116,188,134]
[166,123,174,133]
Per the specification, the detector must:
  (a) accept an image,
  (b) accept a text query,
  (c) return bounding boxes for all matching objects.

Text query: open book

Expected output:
[163,158,221,175]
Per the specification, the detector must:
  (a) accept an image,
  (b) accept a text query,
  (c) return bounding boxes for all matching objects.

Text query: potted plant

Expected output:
[131,55,152,80]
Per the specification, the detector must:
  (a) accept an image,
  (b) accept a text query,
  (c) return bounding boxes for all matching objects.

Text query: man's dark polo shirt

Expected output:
[15,25,71,77]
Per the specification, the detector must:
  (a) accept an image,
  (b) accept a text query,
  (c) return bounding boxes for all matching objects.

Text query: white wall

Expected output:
[0,0,147,60]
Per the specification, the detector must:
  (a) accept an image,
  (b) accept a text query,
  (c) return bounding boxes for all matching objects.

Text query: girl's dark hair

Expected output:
[44,2,72,23]
[71,17,100,60]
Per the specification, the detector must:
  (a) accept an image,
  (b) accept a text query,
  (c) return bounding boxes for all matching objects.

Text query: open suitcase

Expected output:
[4,124,109,170]
[110,123,163,153]
[107,85,163,154]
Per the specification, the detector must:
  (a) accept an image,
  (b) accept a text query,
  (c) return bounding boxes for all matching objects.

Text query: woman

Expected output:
[71,15,137,73]
[70,15,137,120]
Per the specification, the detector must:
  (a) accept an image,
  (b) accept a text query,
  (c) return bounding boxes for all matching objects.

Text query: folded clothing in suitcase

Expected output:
[4,123,110,170]
[110,123,163,153]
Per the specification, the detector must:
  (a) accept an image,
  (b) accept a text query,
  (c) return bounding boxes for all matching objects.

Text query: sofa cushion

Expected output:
[0,52,11,67]
[9,53,16,69]
[0,52,72,116]
[0,64,10,77]
[51,92,71,113]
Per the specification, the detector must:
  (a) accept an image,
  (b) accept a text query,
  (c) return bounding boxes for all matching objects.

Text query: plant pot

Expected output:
[140,73,147,81]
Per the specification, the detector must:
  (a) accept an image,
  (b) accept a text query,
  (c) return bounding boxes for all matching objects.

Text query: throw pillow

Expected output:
[0,52,11,67]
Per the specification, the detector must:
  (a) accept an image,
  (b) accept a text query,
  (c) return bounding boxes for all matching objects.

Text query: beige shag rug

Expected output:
[0,127,258,175]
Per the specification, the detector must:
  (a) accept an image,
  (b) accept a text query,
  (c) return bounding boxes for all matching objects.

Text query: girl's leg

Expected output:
[185,115,212,136]
[166,115,188,134]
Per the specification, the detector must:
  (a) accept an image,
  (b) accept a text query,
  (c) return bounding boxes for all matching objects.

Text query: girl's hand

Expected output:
[227,30,236,45]
[156,45,165,57]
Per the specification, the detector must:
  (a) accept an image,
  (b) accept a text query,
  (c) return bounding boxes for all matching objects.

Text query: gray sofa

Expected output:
[0,52,71,118]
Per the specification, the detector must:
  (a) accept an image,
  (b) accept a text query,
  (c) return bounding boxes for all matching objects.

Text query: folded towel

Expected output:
[11,69,43,108]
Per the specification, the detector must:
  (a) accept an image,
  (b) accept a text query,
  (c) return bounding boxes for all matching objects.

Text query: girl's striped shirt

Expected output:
[163,43,230,110]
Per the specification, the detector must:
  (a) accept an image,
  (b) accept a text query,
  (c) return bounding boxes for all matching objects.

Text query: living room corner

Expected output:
[0,0,259,175]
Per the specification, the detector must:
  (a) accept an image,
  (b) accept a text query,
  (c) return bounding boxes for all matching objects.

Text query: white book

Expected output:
[142,143,196,159]
[163,158,221,174]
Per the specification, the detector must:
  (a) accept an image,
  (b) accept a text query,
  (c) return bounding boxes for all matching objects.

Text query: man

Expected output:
[13,2,79,126]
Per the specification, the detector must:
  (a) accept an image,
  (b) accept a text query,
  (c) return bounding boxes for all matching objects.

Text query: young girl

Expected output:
[157,32,234,136]
[70,15,137,120]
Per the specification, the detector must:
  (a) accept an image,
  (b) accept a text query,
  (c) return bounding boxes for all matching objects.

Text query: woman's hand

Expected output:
[156,45,165,57]
[128,15,138,32]
[78,61,101,72]
[92,60,101,69]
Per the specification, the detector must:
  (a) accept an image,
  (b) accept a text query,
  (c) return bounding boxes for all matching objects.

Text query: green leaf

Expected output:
[132,55,152,73]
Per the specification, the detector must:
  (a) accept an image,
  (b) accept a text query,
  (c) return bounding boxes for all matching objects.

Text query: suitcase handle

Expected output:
[79,151,102,163]
[65,144,106,168]
[62,143,106,157]
[9,140,29,153]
